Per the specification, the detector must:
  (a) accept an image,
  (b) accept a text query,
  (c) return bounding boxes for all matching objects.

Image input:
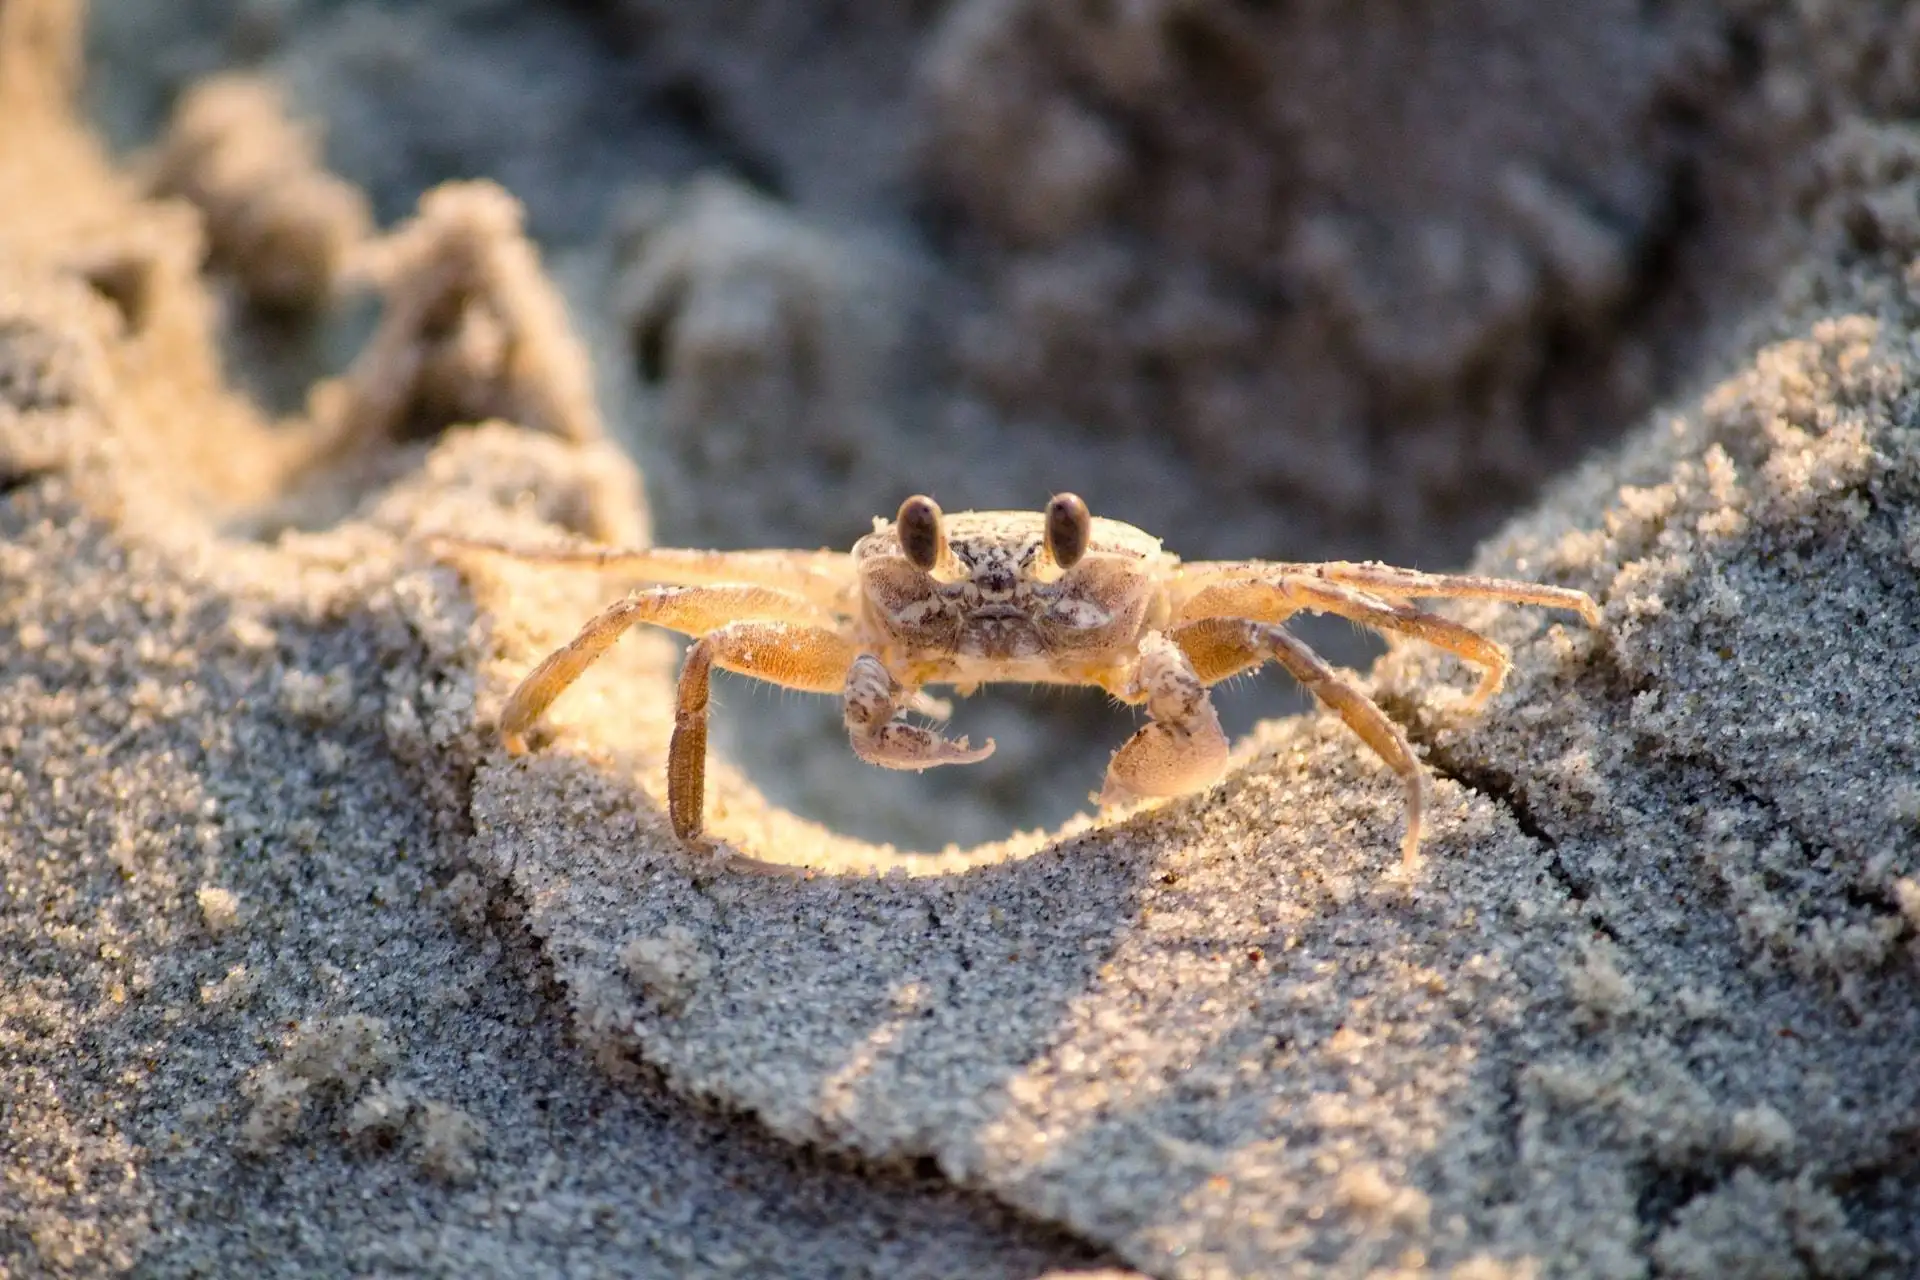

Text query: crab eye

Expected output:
[896,494,945,571]
[1044,492,1091,569]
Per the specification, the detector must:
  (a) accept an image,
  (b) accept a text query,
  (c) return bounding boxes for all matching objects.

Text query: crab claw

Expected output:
[842,653,992,771]
[851,723,996,772]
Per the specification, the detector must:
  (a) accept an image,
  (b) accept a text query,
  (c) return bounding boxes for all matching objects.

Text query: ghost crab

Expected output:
[431,494,1600,866]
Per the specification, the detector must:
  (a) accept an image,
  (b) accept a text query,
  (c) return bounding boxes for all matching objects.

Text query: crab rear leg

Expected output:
[1171,617,1429,868]
[1287,561,1601,628]
[1178,573,1540,712]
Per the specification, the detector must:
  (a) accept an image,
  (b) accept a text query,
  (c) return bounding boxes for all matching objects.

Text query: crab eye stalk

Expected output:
[896,494,945,571]
[1044,492,1091,569]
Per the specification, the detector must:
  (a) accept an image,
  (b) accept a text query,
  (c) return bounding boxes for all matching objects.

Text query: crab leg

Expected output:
[1171,617,1428,867]
[670,622,857,839]
[1178,574,1517,710]
[1176,560,1600,628]
[497,585,834,752]
[429,534,859,613]
[1304,561,1601,627]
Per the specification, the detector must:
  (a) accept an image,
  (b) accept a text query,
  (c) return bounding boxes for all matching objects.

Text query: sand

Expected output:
[5,0,1919,1275]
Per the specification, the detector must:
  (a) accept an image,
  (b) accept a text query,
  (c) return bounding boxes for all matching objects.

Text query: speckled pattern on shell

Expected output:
[854,510,1169,572]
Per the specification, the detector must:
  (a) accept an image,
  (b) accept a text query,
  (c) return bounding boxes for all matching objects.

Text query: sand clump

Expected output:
[139,72,370,314]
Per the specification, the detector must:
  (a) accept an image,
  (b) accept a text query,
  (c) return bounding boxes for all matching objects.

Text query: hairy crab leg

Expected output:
[427,534,859,614]
[1177,574,1517,711]
[495,584,835,752]
[1175,560,1600,628]
[1171,617,1428,868]
[1303,562,1602,627]
[670,623,856,839]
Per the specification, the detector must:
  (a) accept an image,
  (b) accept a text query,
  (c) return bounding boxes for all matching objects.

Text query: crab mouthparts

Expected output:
[968,603,1029,621]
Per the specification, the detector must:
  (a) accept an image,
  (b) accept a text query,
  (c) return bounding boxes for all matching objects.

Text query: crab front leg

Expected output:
[670,622,857,839]
[841,655,994,772]
[479,582,853,840]
[495,584,835,751]
[1172,617,1429,868]
[1096,631,1232,810]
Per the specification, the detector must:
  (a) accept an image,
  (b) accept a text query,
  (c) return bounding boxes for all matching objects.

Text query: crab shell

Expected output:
[852,510,1176,687]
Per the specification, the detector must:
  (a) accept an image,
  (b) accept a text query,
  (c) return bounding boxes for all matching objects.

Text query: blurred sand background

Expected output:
[3,0,1919,1275]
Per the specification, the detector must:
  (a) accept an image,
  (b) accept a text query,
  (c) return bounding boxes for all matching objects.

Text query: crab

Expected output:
[431,493,1601,866]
